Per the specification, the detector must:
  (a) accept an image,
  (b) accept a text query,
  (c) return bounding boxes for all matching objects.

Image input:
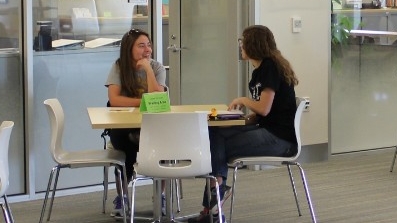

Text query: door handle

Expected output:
[167,44,187,52]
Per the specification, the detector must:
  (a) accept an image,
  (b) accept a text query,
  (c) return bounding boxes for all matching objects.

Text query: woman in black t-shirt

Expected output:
[188,25,299,223]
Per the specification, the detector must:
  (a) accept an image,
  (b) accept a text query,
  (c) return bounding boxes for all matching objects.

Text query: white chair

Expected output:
[100,96,182,215]
[0,121,14,223]
[130,112,224,223]
[40,98,129,223]
[227,97,317,223]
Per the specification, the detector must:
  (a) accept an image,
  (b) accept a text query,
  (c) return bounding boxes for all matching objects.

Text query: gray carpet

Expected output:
[6,148,397,223]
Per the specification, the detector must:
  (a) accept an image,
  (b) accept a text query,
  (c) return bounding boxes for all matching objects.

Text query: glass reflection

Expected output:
[0,1,19,49]
[32,0,151,51]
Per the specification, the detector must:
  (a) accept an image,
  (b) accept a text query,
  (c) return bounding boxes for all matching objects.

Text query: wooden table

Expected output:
[87,104,246,129]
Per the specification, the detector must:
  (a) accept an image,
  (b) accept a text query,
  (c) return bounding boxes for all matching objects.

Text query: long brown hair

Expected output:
[116,29,151,97]
[242,25,298,86]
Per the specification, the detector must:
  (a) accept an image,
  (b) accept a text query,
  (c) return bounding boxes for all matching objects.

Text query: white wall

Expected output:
[256,0,330,146]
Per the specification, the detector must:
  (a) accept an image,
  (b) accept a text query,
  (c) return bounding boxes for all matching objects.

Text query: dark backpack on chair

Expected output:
[101,101,111,150]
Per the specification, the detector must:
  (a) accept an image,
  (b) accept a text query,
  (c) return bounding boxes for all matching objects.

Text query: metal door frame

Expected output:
[167,0,254,105]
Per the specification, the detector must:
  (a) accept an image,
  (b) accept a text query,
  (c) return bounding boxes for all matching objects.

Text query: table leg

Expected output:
[165,179,174,220]
[153,179,162,222]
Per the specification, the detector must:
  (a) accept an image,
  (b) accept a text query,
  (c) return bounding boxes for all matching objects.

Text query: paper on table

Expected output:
[85,38,121,48]
[109,107,135,112]
[52,39,84,48]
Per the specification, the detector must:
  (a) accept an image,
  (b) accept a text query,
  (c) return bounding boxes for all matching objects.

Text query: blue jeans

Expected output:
[209,124,295,181]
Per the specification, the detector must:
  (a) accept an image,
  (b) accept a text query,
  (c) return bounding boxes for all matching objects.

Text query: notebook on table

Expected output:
[215,110,245,120]
[196,109,245,120]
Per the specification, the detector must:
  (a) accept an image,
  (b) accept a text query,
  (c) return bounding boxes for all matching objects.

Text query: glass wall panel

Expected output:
[32,0,150,50]
[331,1,397,153]
[0,0,19,48]
[162,0,169,67]
[31,0,151,191]
[0,1,24,195]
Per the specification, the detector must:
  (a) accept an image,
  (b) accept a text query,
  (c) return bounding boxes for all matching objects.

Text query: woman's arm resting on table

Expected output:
[228,88,275,117]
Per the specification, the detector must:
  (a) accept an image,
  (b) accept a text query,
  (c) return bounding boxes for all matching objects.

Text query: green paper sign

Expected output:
[139,92,171,113]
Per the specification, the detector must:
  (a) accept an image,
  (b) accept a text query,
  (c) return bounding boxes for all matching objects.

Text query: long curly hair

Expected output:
[242,25,298,86]
[116,29,151,97]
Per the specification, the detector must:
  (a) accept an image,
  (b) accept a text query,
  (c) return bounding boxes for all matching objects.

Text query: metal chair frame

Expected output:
[130,112,223,223]
[40,99,129,223]
[227,97,317,223]
[390,146,397,172]
[101,130,184,215]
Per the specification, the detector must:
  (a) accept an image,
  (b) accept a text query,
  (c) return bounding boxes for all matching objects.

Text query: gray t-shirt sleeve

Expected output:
[150,59,167,87]
[105,63,120,87]
[104,60,167,88]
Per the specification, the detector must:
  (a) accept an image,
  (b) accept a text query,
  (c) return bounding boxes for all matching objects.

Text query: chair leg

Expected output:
[1,203,11,223]
[121,165,130,213]
[130,176,154,223]
[115,168,127,223]
[39,166,59,223]
[103,166,109,213]
[229,165,239,223]
[1,196,13,223]
[152,179,162,222]
[390,146,397,172]
[295,163,317,223]
[3,195,14,223]
[198,177,218,223]
[200,176,224,223]
[178,179,183,199]
[130,178,138,223]
[166,179,175,221]
[47,167,61,222]
[175,179,181,213]
[286,164,302,216]
[208,176,223,223]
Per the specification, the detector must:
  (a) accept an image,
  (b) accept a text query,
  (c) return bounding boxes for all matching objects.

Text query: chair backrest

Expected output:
[43,98,66,165]
[293,97,307,159]
[137,112,211,178]
[0,121,14,197]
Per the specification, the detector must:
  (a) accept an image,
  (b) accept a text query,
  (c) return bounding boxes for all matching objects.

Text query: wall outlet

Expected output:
[303,97,310,112]
[292,16,302,33]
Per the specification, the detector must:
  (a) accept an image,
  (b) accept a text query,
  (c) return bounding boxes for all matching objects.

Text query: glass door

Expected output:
[167,0,249,105]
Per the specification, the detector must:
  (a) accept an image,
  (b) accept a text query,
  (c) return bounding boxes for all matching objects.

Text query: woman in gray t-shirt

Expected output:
[104,29,167,218]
